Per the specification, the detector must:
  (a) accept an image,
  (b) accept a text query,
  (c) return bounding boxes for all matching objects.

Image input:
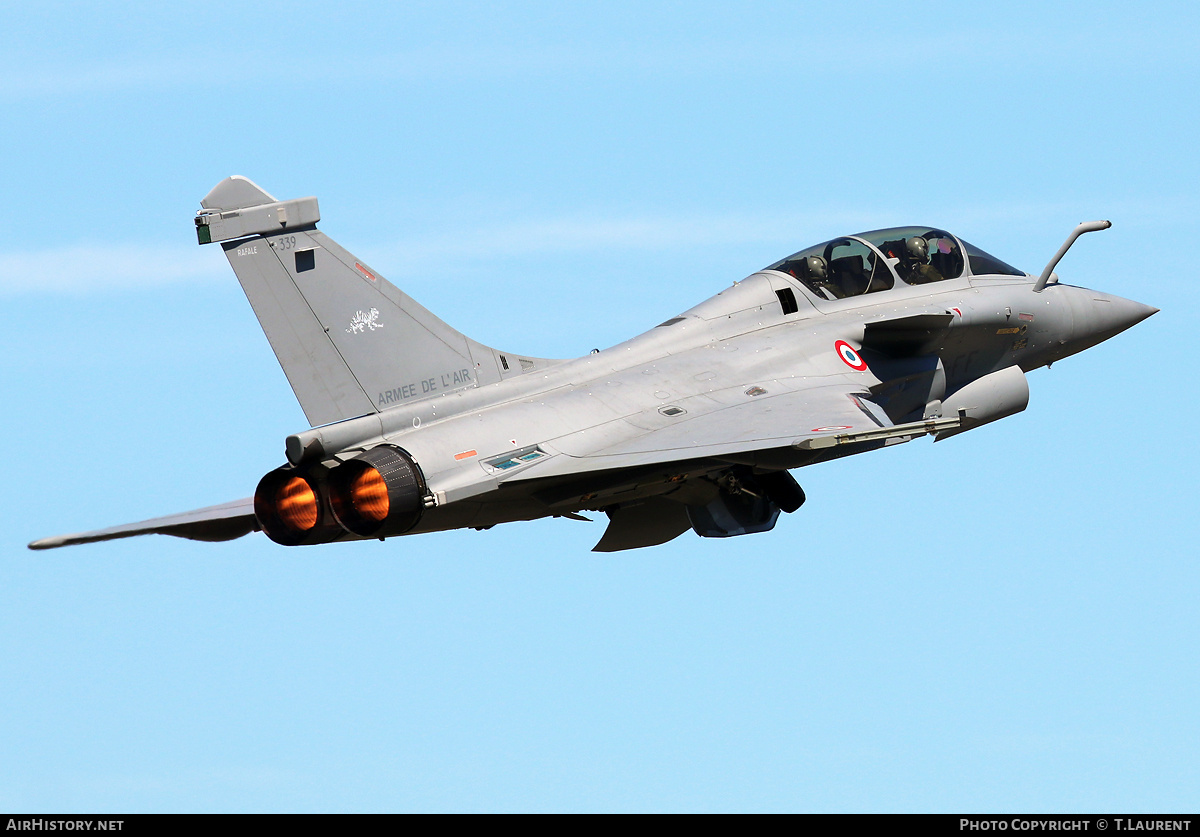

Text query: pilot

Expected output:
[801,254,841,298]
[803,254,828,283]
[898,236,943,284]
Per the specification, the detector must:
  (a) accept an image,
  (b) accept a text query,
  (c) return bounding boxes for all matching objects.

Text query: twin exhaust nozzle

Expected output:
[254,445,426,546]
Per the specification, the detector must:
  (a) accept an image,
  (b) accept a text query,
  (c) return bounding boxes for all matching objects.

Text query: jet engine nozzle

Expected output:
[328,445,426,537]
[254,466,342,546]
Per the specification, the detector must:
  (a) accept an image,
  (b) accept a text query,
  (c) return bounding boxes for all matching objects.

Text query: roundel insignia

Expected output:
[812,425,853,432]
[835,340,868,371]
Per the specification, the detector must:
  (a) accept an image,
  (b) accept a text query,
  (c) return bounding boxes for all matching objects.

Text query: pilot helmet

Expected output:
[905,236,929,261]
[805,255,828,280]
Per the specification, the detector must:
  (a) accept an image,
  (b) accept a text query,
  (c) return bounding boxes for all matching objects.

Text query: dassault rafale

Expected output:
[30,177,1157,552]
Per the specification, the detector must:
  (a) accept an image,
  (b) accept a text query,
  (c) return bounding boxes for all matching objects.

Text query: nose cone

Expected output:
[1086,291,1158,337]
[1068,288,1158,354]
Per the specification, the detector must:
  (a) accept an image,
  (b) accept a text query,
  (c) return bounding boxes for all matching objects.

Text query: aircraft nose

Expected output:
[1086,291,1158,337]
[1067,288,1158,353]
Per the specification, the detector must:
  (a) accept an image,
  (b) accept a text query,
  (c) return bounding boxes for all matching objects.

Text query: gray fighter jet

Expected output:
[29,177,1157,553]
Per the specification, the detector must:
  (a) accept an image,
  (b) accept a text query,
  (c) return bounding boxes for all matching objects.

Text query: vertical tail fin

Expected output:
[197,176,560,427]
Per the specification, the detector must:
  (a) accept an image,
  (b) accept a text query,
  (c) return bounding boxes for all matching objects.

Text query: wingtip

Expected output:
[27,537,64,551]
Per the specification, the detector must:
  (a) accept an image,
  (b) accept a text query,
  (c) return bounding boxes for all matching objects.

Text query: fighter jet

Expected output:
[29,177,1157,553]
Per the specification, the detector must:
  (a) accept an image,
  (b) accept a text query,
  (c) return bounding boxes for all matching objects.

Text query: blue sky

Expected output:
[2,0,1197,812]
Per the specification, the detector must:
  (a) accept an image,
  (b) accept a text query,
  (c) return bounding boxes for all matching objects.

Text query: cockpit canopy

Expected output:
[765,227,1026,301]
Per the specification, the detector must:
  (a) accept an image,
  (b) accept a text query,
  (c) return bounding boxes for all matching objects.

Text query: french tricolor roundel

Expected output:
[835,340,868,371]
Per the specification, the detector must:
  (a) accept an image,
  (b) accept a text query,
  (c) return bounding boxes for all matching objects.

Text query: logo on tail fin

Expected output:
[346,308,384,334]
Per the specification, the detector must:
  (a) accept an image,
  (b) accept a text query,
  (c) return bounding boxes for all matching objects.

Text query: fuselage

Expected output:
[283,228,1155,539]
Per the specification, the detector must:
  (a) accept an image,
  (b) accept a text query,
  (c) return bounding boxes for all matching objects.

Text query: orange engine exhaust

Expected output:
[329,445,426,537]
[254,467,340,546]
[275,476,319,531]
